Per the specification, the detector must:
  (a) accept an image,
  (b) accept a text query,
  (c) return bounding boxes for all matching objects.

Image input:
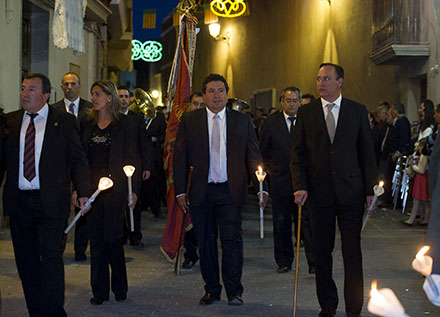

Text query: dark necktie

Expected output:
[288,116,296,137]
[68,102,75,115]
[24,113,38,182]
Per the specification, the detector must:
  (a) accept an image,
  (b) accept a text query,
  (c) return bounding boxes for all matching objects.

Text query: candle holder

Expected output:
[367,281,409,317]
[362,181,385,231]
[255,165,266,239]
[412,245,439,297]
[64,177,114,234]
[123,165,136,232]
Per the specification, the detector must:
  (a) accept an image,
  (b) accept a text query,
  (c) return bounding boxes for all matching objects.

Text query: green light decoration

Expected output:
[131,40,163,62]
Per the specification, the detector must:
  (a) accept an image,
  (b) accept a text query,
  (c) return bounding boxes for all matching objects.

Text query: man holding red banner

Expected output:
[174,73,268,306]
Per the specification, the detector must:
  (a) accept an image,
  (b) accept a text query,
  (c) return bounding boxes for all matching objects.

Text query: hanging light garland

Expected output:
[131,39,163,62]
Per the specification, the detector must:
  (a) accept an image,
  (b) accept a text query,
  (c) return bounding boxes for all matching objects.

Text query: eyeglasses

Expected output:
[284,98,300,104]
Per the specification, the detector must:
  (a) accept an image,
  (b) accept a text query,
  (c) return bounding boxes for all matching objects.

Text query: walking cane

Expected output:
[174,166,194,275]
[293,204,302,317]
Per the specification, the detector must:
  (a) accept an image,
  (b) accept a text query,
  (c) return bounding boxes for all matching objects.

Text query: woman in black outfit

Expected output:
[79,80,137,305]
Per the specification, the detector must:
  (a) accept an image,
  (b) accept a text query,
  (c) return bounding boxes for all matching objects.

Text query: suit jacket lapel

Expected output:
[40,106,60,167]
[275,111,291,145]
[333,98,347,143]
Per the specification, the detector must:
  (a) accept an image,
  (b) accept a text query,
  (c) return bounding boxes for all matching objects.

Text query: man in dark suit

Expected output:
[52,72,92,121]
[291,63,378,317]
[259,86,315,274]
[52,72,92,261]
[2,73,90,316]
[379,103,411,206]
[141,105,167,218]
[118,86,151,247]
[174,73,268,306]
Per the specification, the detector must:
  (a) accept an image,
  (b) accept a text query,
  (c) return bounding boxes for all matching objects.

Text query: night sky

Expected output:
[132,0,180,42]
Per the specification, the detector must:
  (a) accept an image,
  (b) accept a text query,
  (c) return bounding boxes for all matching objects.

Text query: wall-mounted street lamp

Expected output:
[208,23,229,43]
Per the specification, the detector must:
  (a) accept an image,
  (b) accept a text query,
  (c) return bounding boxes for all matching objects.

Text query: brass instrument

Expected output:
[128,88,156,119]
[227,98,249,112]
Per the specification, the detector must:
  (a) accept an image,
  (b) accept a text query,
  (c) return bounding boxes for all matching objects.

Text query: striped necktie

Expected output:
[24,113,38,182]
[68,102,75,115]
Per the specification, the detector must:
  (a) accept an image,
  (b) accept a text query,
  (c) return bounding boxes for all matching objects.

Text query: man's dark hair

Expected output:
[62,72,80,83]
[319,63,344,79]
[117,85,130,92]
[202,73,229,94]
[24,73,51,95]
[190,91,203,100]
[393,103,406,115]
[302,93,315,102]
[281,86,302,100]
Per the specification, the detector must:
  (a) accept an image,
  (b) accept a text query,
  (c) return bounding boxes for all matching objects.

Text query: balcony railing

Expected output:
[370,0,429,64]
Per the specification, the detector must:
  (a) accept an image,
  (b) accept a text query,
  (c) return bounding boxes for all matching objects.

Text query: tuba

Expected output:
[128,88,156,119]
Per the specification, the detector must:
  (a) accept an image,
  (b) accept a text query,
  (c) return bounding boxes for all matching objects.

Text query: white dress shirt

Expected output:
[19,104,49,190]
[64,97,80,117]
[321,94,342,128]
[283,111,296,133]
[207,107,228,183]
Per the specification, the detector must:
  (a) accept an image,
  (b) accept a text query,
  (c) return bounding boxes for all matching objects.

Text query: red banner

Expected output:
[160,14,197,262]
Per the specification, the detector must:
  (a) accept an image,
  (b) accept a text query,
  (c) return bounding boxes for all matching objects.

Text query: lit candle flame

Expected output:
[370,280,378,297]
[416,246,430,260]
[98,177,114,190]
[379,181,384,187]
[258,165,262,175]
[123,165,136,177]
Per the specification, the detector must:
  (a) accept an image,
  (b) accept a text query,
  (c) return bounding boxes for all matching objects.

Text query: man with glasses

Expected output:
[260,87,314,274]
[291,63,377,317]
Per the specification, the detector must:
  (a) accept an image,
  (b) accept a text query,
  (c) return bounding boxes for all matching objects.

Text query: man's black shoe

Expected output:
[277,265,291,273]
[309,265,316,274]
[75,253,87,262]
[182,258,198,269]
[228,294,243,306]
[319,308,336,316]
[115,294,127,302]
[90,297,108,305]
[199,293,220,305]
[346,313,360,317]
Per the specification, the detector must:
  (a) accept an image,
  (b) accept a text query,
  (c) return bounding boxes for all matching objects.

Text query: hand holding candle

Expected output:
[255,165,267,239]
[64,177,114,234]
[362,181,385,231]
[123,165,136,232]
[367,281,408,317]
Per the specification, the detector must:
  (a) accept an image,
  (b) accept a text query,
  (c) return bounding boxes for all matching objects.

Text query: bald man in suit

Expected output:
[291,63,377,317]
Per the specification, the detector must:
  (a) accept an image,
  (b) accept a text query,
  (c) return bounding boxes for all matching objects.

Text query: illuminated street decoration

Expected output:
[210,0,246,18]
[131,39,163,62]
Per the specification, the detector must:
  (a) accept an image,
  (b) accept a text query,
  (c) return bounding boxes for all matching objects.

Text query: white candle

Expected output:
[255,165,266,239]
[412,246,433,276]
[362,180,385,231]
[123,165,136,232]
[64,177,114,234]
[367,281,408,317]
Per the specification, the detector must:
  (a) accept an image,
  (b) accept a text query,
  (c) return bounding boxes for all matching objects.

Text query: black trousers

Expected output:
[190,182,243,299]
[88,192,128,299]
[183,228,199,261]
[9,190,67,316]
[271,194,315,268]
[141,160,163,215]
[309,200,364,315]
[74,206,89,256]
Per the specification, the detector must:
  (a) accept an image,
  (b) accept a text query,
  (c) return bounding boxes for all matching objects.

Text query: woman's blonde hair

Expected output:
[88,80,121,123]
